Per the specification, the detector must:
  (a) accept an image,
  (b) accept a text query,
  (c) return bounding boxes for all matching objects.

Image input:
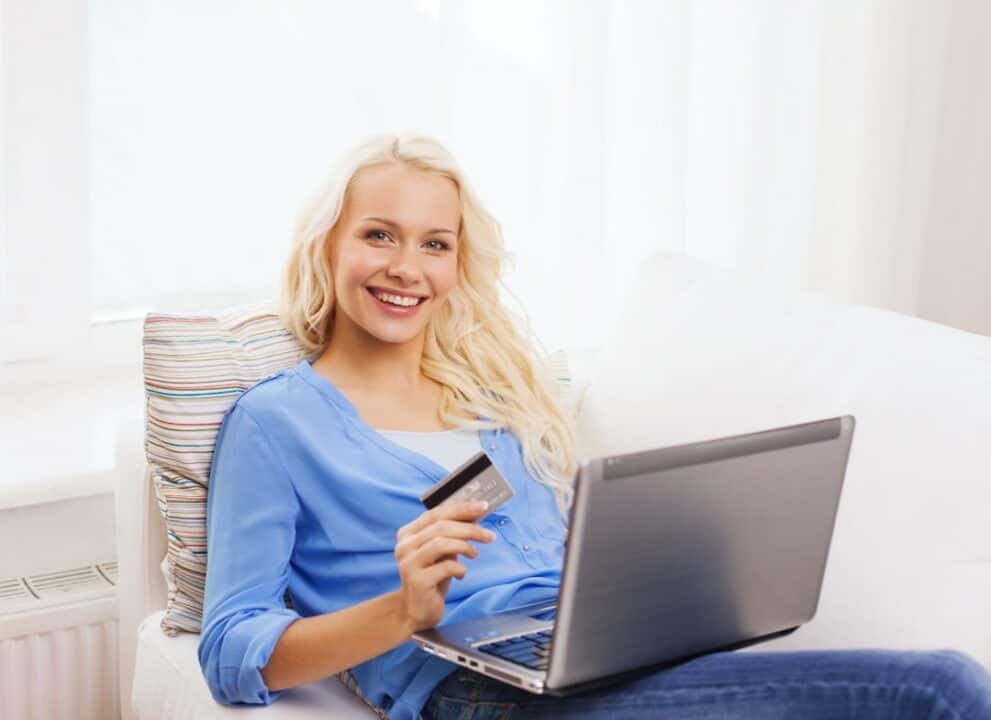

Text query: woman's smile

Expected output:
[324,161,460,347]
[366,286,428,317]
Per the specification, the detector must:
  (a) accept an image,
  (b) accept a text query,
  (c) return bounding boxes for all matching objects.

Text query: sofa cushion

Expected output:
[576,250,991,665]
[133,610,380,719]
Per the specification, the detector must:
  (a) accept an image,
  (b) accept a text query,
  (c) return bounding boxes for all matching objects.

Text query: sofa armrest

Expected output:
[116,418,168,720]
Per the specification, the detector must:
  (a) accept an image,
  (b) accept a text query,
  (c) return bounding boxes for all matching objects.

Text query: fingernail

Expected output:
[484,530,496,540]
[474,500,489,511]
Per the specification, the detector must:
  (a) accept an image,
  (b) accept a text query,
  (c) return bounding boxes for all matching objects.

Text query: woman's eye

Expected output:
[365,230,449,251]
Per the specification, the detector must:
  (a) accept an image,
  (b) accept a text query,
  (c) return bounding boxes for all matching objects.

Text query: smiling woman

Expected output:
[196,133,991,720]
[196,133,579,718]
[322,162,461,342]
[277,135,577,494]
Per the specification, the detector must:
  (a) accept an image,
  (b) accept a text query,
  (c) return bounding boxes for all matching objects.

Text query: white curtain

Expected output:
[2,0,989,374]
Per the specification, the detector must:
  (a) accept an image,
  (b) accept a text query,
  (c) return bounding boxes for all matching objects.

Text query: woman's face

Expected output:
[327,162,461,347]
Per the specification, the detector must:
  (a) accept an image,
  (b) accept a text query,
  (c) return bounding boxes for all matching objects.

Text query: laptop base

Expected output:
[536,625,801,697]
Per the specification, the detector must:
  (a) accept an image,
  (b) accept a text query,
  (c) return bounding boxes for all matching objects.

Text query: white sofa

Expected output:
[115,250,990,719]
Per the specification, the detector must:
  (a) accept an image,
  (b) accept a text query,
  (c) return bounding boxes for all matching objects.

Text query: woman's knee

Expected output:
[905,650,991,716]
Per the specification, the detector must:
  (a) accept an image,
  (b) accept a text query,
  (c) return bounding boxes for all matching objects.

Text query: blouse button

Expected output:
[498,518,507,527]
[523,544,530,551]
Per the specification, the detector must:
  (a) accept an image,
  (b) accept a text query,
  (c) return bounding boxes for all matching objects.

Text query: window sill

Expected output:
[0,357,144,511]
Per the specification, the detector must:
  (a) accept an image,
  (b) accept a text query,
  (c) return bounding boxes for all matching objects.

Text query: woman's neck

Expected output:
[312,341,428,395]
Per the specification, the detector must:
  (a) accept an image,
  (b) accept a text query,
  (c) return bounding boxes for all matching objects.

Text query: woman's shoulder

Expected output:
[226,361,310,425]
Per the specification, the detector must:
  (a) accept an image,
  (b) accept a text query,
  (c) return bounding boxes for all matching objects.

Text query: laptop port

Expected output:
[457,655,466,663]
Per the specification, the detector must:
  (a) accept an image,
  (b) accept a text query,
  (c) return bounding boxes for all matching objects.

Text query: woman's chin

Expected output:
[362,320,427,345]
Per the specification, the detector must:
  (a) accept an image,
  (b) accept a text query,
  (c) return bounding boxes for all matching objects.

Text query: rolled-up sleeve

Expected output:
[197,402,302,705]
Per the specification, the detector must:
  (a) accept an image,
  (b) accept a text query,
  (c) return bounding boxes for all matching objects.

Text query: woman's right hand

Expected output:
[394,500,496,633]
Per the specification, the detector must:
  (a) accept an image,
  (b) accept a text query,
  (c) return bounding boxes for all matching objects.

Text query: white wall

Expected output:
[2,0,990,508]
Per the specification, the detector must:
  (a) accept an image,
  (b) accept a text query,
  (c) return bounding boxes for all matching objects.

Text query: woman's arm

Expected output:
[261,589,410,692]
[261,500,493,693]
[199,403,305,706]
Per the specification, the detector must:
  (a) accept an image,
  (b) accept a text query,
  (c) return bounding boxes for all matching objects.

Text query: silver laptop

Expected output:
[411,415,856,696]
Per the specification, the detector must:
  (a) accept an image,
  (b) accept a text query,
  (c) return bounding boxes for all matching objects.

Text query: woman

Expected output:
[198,134,991,719]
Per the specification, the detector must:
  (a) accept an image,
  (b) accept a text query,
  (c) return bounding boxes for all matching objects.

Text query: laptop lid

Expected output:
[545,415,855,690]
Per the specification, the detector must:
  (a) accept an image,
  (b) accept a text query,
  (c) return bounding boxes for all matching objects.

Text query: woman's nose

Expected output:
[386,243,422,283]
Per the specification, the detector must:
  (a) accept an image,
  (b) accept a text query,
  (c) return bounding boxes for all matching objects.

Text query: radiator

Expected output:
[0,562,120,720]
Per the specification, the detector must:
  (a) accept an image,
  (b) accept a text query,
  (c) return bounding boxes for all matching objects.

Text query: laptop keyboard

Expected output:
[477,629,552,671]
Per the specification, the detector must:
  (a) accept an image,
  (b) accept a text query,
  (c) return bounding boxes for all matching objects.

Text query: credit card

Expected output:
[420,449,514,518]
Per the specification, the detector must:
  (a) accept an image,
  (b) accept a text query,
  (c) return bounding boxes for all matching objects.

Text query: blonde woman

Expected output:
[197,134,991,719]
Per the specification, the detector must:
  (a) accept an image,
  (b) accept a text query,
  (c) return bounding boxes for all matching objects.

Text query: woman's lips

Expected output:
[366,285,426,300]
[366,287,426,317]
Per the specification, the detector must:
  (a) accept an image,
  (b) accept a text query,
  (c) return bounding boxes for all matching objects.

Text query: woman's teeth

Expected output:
[371,289,421,307]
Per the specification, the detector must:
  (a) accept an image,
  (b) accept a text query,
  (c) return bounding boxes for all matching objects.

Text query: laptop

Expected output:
[411,415,856,696]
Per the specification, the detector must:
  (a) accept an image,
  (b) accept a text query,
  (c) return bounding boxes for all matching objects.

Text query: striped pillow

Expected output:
[141,302,572,701]
[143,301,308,636]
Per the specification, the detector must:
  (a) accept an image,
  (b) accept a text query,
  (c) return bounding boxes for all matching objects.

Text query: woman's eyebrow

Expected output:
[361,216,457,237]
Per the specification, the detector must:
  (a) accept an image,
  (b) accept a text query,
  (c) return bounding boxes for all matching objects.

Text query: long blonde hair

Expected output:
[278,133,577,529]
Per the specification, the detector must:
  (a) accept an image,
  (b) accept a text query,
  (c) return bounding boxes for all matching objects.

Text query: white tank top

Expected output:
[375,427,482,473]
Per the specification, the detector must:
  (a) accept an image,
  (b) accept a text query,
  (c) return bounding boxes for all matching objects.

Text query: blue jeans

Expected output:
[420,648,991,719]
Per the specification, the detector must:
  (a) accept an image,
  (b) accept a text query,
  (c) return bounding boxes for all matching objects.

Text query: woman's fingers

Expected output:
[397,501,488,541]
[395,503,495,561]
[412,536,478,568]
[396,519,495,557]
[418,559,468,589]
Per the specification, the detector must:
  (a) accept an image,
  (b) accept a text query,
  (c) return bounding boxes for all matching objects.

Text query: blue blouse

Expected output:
[197,358,566,719]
